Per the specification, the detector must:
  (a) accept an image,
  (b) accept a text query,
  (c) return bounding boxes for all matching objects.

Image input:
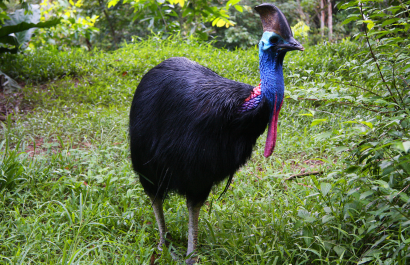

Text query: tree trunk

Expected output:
[320,0,325,37]
[327,0,333,40]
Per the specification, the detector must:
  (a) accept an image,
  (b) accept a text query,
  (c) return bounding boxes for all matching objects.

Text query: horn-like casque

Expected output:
[254,3,293,41]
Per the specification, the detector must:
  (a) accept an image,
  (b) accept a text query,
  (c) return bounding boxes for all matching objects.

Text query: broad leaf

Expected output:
[0,4,60,51]
[321,183,332,197]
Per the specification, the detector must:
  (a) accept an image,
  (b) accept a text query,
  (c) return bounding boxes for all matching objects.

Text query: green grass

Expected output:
[0,37,408,264]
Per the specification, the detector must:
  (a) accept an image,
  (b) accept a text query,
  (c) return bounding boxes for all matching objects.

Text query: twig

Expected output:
[392,61,405,104]
[399,75,410,89]
[285,171,324,181]
[156,2,168,30]
[288,97,395,114]
[393,184,410,200]
[358,3,399,107]
[330,80,382,97]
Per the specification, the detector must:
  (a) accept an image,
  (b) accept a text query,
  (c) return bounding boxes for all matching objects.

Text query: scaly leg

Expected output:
[150,196,167,250]
[186,199,202,264]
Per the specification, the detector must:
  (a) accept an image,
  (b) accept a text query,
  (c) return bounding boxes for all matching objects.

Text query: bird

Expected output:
[129,3,303,264]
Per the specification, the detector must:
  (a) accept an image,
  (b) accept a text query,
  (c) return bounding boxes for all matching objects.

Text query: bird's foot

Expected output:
[157,232,173,251]
[157,241,166,251]
[156,235,180,261]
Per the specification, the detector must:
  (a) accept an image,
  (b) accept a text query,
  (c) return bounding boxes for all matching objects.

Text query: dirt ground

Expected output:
[0,82,29,122]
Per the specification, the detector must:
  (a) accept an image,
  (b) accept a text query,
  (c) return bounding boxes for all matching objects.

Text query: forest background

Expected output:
[0,0,409,264]
[1,0,354,51]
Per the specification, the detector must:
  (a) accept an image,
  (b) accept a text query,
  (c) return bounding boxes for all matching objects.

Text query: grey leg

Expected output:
[150,196,167,250]
[186,199,202,264]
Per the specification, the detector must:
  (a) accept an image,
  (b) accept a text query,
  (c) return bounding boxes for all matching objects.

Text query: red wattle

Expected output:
[264,100,283,158]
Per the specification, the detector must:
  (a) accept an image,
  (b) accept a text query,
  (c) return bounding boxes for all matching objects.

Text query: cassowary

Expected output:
[129,3,303,264]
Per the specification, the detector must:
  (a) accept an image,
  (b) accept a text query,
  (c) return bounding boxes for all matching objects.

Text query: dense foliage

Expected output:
[1,37,409,265]
[1,0,357,51]
[0,0,409,264]
[0,1,60,53]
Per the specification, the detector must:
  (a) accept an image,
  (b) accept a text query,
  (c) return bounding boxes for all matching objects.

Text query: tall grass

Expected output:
[0,37,408,264]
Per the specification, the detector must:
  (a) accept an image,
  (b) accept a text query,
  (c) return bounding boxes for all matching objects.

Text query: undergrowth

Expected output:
[0,30,409,264]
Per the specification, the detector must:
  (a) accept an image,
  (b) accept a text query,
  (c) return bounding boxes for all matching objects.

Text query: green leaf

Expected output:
[373,180,389,189]
[226,0,240,9]
[335,146,349,153]
[298,209,310,219]
[393,141,408,152]
[343,120,357,125]
[359,121,373,129]
[298,209,316,222]
[339,1,359,10]
[360,190,374,199]
[334,245,346,257]
[363,20,375,30]
[0,13,10,21]
[234,5,243,12]
[311,119,327,127]
[399,193,409,203]
[342,15,361,25]
[182,7,193,18]
[321,183,332,197]
[381,18,399,27]
[107,0,120,8]
[0,2,7,10]
[0,18,61,39]
[345,166,360,173]
[316,131,332,140]
[322,214,334,223]
[358,257,374,264]
[197,31,208,40]
[402,141,410,153]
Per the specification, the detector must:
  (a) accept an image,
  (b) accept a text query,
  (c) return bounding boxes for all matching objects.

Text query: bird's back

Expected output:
[129,57,269,203]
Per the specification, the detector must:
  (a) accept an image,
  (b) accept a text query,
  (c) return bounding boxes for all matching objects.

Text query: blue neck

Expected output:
[259,46,286,113]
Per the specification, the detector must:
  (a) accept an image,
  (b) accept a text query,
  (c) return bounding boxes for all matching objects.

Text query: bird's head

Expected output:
[255,3,304,157]
[255,3,304,53]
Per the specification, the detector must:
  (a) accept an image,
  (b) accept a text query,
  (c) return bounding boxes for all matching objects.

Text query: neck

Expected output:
[259,48,286,113]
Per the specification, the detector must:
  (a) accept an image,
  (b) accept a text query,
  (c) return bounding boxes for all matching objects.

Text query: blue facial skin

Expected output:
[259,31,288,114]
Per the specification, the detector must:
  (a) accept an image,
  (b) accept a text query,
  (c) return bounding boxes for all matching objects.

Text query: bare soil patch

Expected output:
[0,83,32,121]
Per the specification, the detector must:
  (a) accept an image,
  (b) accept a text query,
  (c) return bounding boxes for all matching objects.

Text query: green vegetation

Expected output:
[0,2,60,53]
[1,33,409,263]
[1,0,354,51]
[1,0,410,263]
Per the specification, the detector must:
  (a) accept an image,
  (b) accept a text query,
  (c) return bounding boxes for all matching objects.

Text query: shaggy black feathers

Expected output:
[129,57,269,205]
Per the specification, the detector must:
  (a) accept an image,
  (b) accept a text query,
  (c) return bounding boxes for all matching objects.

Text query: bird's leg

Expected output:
[186,199,203,264]
[149,196,167,251]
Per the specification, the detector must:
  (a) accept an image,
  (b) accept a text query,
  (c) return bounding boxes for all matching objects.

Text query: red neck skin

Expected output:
[264,95,283,157]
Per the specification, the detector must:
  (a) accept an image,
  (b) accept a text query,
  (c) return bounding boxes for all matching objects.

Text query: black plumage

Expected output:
[129,4,303,264]
[130,57,269,205]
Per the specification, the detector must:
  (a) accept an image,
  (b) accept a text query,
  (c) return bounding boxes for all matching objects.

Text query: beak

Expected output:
[277,37,304,51]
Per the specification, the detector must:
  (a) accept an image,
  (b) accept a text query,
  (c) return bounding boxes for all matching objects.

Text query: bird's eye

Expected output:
[269,36,279,44]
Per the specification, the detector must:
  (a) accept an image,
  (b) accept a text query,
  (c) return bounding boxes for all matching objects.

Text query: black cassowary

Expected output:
[129,3,303,263]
